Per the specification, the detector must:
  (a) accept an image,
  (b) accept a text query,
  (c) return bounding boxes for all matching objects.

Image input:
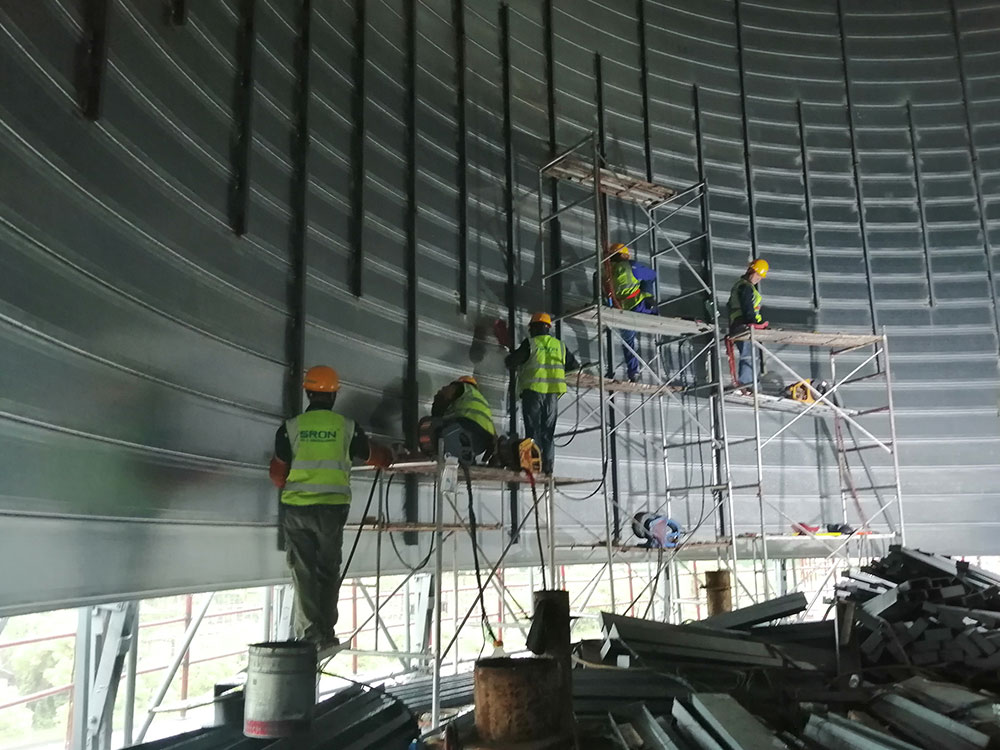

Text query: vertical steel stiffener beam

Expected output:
[733,0,758,260]
[453,0,469,313]
[281,0,312,551]
[500,3,520,540]
[78,0,109,121]
[542,0,563,323]
[228,0,256,236]
[836,0,878,334]
[906,102,934,307]
[950,0,1000,354]
[349,0,366,296]
[168,0,187,25]
[403,0,420,540]
[595,52,621,543]
[797,100,820,310]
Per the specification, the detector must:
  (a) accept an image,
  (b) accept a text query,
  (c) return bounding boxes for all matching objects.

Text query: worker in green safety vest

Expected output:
[607,243,658,381]
[728,259,770,392]
[505,312,580,475]
[431,375,497,463]
[269,365,392,649]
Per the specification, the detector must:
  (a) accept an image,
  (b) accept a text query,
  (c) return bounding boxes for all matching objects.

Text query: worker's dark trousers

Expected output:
[621,299,656,379]
[282,503,350,645]
[521,390,559,474]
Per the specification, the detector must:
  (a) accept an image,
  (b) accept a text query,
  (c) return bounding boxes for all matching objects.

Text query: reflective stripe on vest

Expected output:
[282,410,354,506]
[519,335,567,395]
[447,384,497,436]
[728,277,762,325]
[611,261,651,310]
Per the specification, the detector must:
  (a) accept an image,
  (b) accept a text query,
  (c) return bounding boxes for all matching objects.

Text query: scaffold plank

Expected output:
[724,391,860,417]
[543,158,678,208]
[565,306,713,337]
[571,371,683,395]
[730,327,881,348]
[352,461,595,486]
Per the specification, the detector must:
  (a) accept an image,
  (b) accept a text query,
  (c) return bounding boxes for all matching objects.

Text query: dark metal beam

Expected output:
[281,0,312,551]
[906,102,934,307]
[77,0,110,121]
[404,0,420,540]
[950,0,1000,355]
[836,0,878,335]
[228,0,256,236]
[349,0,366,296]
[797,100,820,310]
[595,52,620,542]
[500,3,519,541]
[543,0,563,326]
[168,0,187,25]
[453,0,469,314]
[693,85,726,541]
[733,0,758,260]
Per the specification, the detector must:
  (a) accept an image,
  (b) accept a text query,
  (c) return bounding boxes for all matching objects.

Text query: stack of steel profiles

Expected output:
[130,683,417,750]
[838,546,1000,685]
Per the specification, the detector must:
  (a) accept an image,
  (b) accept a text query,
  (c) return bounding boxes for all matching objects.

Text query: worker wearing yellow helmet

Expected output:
[430,374,497,462]
[607,243,658,381]
[269,366,392,651]
[728,259,770,390]
[504,312,580,474]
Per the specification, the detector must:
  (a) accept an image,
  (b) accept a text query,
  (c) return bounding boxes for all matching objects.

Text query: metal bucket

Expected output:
[243,641,317,738]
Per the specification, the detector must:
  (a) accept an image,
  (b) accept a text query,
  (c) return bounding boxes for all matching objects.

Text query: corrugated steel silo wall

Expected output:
[0,0,997,614]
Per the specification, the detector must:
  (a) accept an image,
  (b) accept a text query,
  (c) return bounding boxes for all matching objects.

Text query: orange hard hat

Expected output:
[457,375,478,387]
[530,312,552,326]
[303,365,340,393]
[749,258,769,278]
[609,243,630,259]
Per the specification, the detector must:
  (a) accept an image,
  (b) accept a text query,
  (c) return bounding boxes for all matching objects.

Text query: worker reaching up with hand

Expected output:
[269,365,392,651]
[728,259,770,392]
[505,312,580,475]
[607,243,657,381]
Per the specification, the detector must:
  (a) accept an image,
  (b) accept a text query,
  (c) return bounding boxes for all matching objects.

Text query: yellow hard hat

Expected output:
[749,258,769,278]
[609,243,630,259]
[457,375,478,387]
[303,365,340,393]
[530,312,552,326]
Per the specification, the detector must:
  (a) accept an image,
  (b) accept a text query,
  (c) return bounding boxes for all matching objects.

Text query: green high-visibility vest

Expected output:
[611,260,651,310]
[281,410,354,507]
[448,383,497,436]
[728,277,762,325]
[519,335,567,396]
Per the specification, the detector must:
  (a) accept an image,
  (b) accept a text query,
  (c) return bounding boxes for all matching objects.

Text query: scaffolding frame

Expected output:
[535,132,905,617]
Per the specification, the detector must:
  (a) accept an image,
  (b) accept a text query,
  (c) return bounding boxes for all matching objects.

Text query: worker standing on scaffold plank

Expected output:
[269,366,392,651]
[505,312,580,475]
[728,259,770,394]
[606,242,657,382]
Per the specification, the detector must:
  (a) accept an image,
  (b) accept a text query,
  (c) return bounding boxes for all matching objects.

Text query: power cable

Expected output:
[342,470,382,580]
[525,471,547,591]
[383,473,435,573]
[462,463,498,646]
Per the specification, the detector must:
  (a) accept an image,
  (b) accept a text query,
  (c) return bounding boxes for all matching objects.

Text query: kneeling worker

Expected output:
[269,365,391,650]
[728,258,770,392]
[431,375,497,462]
[505,312,580,475]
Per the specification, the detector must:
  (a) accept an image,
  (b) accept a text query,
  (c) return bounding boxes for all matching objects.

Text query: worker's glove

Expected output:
[751,321,769,329]
[269,456,289,488]
[366,442,394,470]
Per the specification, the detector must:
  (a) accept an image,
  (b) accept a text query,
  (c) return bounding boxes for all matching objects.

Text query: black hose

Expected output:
[463,463,498,645]
[341,470,381,580]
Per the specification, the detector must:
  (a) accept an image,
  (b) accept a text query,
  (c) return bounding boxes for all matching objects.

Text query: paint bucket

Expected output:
[243,641,317,738]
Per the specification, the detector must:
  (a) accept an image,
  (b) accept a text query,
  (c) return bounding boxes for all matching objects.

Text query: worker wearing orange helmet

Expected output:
[504,312,580,474]
[607,243,657,381]
[430,374,497,462]
[729,259,770,389]
[269,365,391,650]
